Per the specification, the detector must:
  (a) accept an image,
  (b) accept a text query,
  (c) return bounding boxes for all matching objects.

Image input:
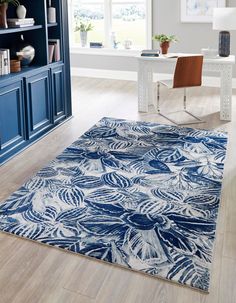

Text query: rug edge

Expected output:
[0,229,210,294]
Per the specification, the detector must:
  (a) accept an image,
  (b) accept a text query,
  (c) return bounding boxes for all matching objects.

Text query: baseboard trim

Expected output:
[71,67,236,88]
[71,67,137,81]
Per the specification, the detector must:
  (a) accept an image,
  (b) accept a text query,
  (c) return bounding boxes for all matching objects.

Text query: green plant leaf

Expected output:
[74,20,94,32]
[0,0,20,6]
[152,34,178,43]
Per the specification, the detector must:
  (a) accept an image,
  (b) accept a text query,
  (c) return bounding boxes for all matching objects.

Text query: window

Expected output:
[69,0,152,49]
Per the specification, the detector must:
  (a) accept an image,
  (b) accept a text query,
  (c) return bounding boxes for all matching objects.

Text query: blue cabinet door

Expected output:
[0,80,26,163]
[25,70,53,140]
[51,65,66,124]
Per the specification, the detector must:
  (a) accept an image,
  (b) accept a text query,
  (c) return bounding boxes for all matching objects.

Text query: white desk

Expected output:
[137,54,235,121]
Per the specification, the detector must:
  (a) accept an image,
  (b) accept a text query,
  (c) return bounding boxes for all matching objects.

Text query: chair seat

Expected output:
[159,79,173,88]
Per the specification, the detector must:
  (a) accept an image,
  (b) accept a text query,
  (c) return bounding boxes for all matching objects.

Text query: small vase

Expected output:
[80,31,87,47]
[47,6,56,23]
[219,31,230,57]
[16,5,27,19]
[0,3,8,29]
[160,41,170,55]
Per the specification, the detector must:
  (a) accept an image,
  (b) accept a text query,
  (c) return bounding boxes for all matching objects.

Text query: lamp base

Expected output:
[219,31,230,57]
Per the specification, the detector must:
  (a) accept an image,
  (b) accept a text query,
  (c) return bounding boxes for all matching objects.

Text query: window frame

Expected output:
[68,0,152,51]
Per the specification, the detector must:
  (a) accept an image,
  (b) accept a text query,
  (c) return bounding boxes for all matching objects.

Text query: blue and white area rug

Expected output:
[0,117,228,292]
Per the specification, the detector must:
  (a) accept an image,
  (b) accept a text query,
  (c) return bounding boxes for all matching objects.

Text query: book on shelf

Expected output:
[141,49,160,57]
[48,44,55,64]
[0,49,10,76]
[90,42,103,48]
[8,23,35,28]
[48,39,61,62]
[7,18,35,27]
[7,18,35,24]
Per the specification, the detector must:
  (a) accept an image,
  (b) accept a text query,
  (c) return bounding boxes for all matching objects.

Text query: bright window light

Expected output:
[69,0,152,49]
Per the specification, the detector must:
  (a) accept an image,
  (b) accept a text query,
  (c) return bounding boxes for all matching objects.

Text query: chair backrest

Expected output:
[173,55,203,88]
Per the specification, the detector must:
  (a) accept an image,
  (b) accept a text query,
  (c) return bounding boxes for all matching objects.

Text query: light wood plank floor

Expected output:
[0,77,235,303]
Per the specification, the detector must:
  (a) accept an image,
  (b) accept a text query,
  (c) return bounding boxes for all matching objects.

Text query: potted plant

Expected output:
[153,34,177,55]
[75,20,93,47]
[0,0,20,28]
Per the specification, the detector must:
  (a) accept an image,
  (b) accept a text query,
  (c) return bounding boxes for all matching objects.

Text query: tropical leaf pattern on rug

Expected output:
[0,117,228,292]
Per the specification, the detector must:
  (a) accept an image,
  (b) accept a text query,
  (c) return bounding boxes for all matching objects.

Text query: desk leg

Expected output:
[138,61,153,112]
[220,65,233,121]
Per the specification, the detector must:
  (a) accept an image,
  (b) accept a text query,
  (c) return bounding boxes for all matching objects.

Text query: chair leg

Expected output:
[156,82,178,125]
[183,88,187,110]
[155,84,205,126]
[157,82,160,113]
[179,88,205,126]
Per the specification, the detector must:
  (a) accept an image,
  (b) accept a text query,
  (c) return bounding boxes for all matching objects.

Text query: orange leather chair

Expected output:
[157,55,204,125]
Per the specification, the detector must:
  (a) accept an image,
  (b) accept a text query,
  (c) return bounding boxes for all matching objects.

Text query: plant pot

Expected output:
[160,41,170,55]
[0,3,8,29]
[80,31,87,47]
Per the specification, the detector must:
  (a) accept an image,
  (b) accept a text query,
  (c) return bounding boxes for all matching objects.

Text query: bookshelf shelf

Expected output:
[0,25,43,35]
[0,0,71,165]
[0,65,46,81]
[47,23,58,27]
[49,60,63,67]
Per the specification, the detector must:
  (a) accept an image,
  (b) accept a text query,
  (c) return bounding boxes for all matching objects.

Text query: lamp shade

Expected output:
[213,8,236,30]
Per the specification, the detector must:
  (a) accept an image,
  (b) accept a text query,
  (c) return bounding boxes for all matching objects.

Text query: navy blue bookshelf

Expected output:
[0,0,72,165]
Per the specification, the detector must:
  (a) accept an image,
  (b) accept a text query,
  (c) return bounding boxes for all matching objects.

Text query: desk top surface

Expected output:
[138,53,235,64]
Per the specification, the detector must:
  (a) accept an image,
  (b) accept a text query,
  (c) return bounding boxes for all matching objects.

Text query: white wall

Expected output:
[70,0,236,76]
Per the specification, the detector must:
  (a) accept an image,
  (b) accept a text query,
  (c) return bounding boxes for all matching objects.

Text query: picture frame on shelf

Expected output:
[181,0,226,23]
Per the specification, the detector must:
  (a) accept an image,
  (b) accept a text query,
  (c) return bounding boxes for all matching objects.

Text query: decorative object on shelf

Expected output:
[16,4,26,19]
[110,31,120,49]
[153,34,177,55]
[0,3,8,28]
[10,59,21,72]
[47,0,56,24]
[11,35,35,66]
[181,0,226,23]
[213,8,236,57]
[80,31,87,47]
[124,39,132,50]
[0,0,19,28]
[75,20,93,47]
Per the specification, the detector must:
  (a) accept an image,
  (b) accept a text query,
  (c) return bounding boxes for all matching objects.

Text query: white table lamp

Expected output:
[213,8,236,57]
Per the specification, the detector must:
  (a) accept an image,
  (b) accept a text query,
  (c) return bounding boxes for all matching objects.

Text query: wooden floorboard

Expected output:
[0,77,235,303]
